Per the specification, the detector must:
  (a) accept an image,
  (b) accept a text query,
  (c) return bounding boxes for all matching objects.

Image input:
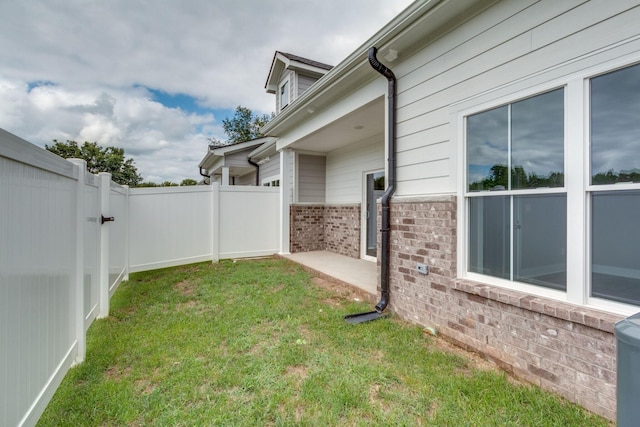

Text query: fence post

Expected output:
[98,172,111,318]
[123,185,130,282]
[212,182,220,262]
[69,159,86,363]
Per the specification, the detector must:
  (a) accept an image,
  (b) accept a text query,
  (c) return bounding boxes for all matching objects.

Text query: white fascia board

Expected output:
[248,139,278,160]
[198,150,219,169]
[211,137,273,156]
[200,137,274,169]
[265,52,290,93]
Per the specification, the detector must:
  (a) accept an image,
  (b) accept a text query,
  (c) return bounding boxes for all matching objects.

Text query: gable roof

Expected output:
[198,137,274,169]
[278,52,333,71]
[265,51,333,94]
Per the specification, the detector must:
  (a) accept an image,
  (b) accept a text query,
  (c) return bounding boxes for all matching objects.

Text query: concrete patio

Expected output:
[281,251,378,303]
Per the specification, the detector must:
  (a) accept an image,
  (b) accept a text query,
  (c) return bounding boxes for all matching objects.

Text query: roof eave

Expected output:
[261,0,480,136]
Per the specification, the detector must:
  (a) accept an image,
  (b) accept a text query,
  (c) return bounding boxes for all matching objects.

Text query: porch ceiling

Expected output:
[287,98,384,154]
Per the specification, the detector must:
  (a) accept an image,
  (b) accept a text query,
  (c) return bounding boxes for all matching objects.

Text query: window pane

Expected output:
[592,191,640,304]
[591,64,640,184]
[468,196,510,279]
[280,81,289,107]
[513,194,566,290]
[511,89,564,189]
[467,106,508,191]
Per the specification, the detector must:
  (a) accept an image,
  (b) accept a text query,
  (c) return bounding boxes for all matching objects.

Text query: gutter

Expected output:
[369,46,396,313]
[343,46,396,324]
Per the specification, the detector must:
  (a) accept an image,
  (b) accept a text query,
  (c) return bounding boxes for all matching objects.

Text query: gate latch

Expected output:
[101,215,115,224]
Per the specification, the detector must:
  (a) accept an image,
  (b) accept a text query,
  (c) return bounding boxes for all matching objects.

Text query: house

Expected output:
[198,137,274,186]
[199,52,333,188]
[260,0,640,420]
[265,51,333,115]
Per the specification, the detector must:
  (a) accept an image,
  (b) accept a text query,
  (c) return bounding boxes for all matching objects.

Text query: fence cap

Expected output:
[615,312,640,346]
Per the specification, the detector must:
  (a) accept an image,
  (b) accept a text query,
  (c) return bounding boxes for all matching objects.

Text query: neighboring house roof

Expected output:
[248,138,278,163]
[265,51,334,94]
[198,137,275,171]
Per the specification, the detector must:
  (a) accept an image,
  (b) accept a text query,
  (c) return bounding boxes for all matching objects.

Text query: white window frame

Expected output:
[457,55,640,317]
[279,78,290,112]
[261,174,280,187]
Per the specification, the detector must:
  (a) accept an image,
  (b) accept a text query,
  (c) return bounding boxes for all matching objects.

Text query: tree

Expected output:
[180,179,197,186]
[209,106,273,145]
[46,140,143,187]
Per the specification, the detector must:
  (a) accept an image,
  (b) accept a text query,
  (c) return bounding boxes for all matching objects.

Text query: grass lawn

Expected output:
[38,258,610,426]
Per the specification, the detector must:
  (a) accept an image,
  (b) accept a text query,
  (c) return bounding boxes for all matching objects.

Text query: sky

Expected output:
[0,0,414,184]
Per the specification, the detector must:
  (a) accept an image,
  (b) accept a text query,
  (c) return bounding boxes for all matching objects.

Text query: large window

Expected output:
[590,64,640,305]
[464,62,640,310]
[466,89,566,291]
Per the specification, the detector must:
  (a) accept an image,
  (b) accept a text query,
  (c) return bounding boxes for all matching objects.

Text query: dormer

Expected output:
[265,51,333,115]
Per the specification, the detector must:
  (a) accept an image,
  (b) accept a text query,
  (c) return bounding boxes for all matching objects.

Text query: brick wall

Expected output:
[386,195,622,421]
[290,204,325,253]
[324,204,360,258]
[289,204,360,259]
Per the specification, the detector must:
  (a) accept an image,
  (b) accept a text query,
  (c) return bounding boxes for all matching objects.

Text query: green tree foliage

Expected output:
[592,169,640,184]
[180,179,197,186]
[46,140,142,187]
[209,106,273,146]
[469,164,564,191]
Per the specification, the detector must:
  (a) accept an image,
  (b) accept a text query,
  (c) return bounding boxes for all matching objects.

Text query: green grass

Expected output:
[38,258,609,426]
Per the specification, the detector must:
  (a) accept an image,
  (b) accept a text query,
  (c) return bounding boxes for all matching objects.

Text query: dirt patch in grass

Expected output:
[311,276,372,307]
[104,365,131,382]
[174,280,197,297]
[285,365,308,383]
[135,378,157,395]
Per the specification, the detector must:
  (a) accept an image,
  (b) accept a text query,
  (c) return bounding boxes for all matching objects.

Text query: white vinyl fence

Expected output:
[0,129,280,427]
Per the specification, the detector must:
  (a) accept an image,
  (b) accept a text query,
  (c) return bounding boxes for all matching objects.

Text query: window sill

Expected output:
[453,279,624,333]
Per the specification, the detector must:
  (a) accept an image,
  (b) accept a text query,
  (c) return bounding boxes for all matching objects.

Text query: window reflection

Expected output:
[467,89,564,191]
[591,63,640,184]
[512,90,564,189]
[467,106,508,191]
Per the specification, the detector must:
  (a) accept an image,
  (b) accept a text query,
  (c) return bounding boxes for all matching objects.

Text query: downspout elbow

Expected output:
[199,167,211,184]
[248,158,260,186]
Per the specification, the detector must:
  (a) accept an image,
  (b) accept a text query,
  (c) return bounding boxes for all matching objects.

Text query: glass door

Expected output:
[366,171,385,258]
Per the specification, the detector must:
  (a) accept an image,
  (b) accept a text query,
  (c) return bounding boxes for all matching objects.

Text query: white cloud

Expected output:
[0,0,414,183]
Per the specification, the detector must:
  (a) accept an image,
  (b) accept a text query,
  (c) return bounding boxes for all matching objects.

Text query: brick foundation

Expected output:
[289,203,360,259]
[386,195,622,421]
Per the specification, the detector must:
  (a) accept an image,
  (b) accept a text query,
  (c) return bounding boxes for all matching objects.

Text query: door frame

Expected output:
[361,169,385,261]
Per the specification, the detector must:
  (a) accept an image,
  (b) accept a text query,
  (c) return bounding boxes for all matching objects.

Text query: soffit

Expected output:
[282,97,385,154]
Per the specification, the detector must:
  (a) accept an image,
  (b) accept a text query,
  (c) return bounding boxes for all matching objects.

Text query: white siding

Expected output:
[260,155,280,182]
[297,154,326,202]
[236,172,256,186]
[325,135,384,204]
[392,0,640,196]
[297,74,318,97]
